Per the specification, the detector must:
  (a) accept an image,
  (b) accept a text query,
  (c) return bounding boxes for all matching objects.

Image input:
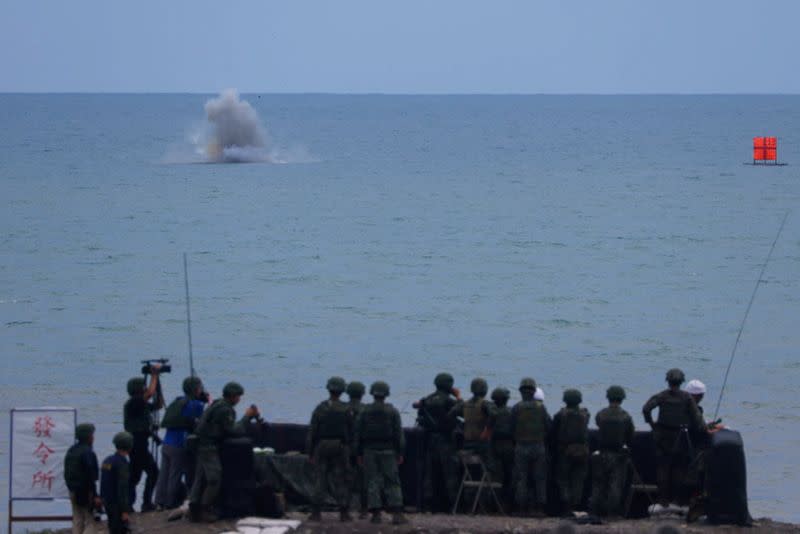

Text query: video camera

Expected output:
[141,357,172,375]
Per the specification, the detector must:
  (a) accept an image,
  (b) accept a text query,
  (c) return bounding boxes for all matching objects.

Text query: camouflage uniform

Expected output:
[642,369,705,505]
[189,383,249,517]
[511,378,551,515]
[307,377,353,518]
[355,382,405,523]
[590,386,634,517]
[448,378,491,456]
[416,373,459,512]
[551,390,590,512]
[488,388,514,509]
[346,381,367,516]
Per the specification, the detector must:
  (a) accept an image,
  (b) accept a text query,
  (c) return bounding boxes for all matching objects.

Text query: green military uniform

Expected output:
[416,373,459,511]
[101,433,133,534]
[591,386,635,517]
[189,382,249,518]
[449,378,491,454]
[551,389,590,513]
[488,388,514,509]
[511,378,551,515]
[64,423,99,534]
[355,381,406,524]
[346,381,367,516]
[642,369,705,505]
[307,377,353,518]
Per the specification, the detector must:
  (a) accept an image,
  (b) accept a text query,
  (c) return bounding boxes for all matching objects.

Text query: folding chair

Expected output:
[451,450,505,515]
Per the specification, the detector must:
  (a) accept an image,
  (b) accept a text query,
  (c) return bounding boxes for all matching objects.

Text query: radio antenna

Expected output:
[183,252,196,378]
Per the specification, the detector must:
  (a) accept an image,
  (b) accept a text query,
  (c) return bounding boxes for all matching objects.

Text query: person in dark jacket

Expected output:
[591,386,635,518]
[551,389,590,515]
[64,423,100,534]
[101,432,134,534]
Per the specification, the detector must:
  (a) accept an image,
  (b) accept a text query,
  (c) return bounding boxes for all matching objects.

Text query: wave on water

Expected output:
[164,89,316,164]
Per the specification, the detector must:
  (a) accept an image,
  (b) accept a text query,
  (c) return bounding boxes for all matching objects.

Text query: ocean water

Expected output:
[1,94,799,527]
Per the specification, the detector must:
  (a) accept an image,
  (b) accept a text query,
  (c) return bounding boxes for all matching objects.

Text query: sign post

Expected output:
[8,407,77,532]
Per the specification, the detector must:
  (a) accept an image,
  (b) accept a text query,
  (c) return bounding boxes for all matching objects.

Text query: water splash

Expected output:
[201,89,270,163]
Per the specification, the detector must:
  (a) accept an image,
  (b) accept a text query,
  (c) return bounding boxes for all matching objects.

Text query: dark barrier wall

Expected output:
[258,423,658,511]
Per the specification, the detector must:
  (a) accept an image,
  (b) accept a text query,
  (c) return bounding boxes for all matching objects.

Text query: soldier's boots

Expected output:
[339,508,353,522]
[370,510,382,524]
[308,509,322,522]
[391,509,408,525]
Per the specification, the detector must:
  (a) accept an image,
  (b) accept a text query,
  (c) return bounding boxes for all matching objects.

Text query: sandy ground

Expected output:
[37,510,800,534]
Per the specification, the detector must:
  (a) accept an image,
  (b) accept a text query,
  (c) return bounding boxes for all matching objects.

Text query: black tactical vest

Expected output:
[657,391,691,428]
[317,400,350,440]
[597,406,630,451]
[557,407,589,446]
[492,406,513,440]
[360,403,393,442]
[463,399,488,441]
[515,400,546,443]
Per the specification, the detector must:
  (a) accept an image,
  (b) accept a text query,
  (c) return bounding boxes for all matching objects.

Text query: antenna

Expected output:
[183,252,196,378]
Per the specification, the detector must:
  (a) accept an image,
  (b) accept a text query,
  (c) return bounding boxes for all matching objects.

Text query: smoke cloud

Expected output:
[201,89,270,163]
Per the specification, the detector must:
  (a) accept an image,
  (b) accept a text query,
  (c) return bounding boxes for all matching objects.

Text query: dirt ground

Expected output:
[38,510,800,534]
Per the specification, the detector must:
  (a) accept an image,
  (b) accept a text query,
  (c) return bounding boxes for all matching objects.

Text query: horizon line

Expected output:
[1,91,800,97]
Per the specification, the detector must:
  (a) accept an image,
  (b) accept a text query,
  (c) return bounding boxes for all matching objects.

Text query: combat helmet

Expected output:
[370,381,390,397]
[127,377,146,396]
[326,376,346,394]
[606,385,626,402]
[113,431,134,451]
[471,378,488,397]
[563,388,582,406]
[666,368,686,385]
[434,373,454,391]
[519,377,537,391]
[183,376,203,397]
[75,423,95,443]
[490,387,510,402]
[223,381,245,398]
[346,381,365,399]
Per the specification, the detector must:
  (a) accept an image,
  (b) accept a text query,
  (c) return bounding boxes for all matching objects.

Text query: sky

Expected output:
[1,0,799,94]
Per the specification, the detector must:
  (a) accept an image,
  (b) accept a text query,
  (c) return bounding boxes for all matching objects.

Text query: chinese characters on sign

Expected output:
[10,409,76,500]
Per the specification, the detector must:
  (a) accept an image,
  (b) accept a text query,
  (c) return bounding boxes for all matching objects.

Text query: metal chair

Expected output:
[451,450,505,515]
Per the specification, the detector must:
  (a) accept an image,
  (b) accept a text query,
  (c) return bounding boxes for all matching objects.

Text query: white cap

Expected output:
[686,379,706,395]
[534,387,545,401]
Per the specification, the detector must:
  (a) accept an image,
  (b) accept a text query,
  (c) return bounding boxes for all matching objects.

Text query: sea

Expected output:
[1,94,799,528]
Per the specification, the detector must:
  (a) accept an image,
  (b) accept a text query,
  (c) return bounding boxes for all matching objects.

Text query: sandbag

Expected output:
[705,429,751,525]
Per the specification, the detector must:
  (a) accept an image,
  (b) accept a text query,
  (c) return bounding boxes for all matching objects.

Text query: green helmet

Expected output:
[470,378,488,396]
[326,376,346,394]
[346,381,365,398]
[519,377,537,391]
[127,377,146,396]
[75,423,95,443]
[113,431,134,451]
[490,387,510,402]
[434,373,454,391]
[222,381,245,398]
[666,368,686,385]
[183,376,203,397]
[606,385,626,401]
[563,389,582,406]
[370,381,390,397]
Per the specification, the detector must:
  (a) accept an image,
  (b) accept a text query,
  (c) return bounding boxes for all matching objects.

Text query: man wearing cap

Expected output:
[189,381,259,522]
[64,423,101,534]
[355,381,407,525]
[642,368,706,506]
[101,432,134,534]
[591,386,635,518]
[511,377,552,517]
[413,372,460,511]
[307,376,354,522]
[155,376,208,510]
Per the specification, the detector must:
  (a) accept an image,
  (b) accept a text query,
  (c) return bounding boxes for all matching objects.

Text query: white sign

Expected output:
[10,408,76,500]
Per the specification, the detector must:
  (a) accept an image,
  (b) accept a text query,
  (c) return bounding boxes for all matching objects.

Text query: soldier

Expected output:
[346,381,368,517]
[101,432,134,534]
[355,381,407,525]
[488,387,514,510]
[413,372,460,512]
[551,389,590,516]
[448,377,492,454]
[590,386,634,518]
[511,377,551,517]
[307,376,354,522]
[189,381,259,522]
[155,376,207,510]
[64,423,101,534]
[642,368,706,506]
[123,364,164,512]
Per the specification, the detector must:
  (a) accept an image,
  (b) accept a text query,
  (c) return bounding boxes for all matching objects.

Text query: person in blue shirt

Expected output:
[154,376,207,509]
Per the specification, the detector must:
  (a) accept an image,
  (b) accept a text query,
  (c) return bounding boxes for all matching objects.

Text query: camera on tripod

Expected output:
[141,357,172,375]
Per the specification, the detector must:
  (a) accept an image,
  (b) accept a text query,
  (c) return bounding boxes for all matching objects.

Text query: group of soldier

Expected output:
[63,363,714,533]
